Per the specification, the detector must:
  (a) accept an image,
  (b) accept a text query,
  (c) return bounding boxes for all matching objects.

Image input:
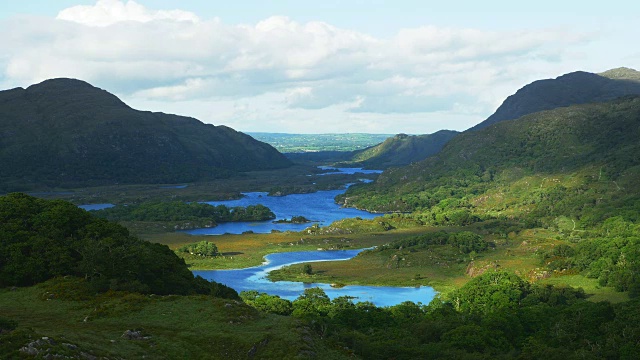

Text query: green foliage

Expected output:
[240,291,293,315]
[568,217,640,295]
[236,274,635,359]
[345,130,459,168]
[94,201,275,224]
[342,96,640,235]
[0,317,17,332]
[178,241,219,257]
[305,217,396,235]
[291,215,310,223]
[292,287,331,319]
[375,230,490,254]
[302,264,313,275]
[0,193,235,297]
[448,271,531,314]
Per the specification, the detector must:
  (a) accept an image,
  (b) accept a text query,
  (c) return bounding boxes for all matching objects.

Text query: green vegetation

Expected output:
[343,130,459,168]
[4,70,640,358]
[93,201,275,230]
[245,273,640,359]
[0,279,337,359]
[4,269,640,359]
[247,132,392,152]
[0,78,291,192]
[0,193,234,297]
[273,215,311,224]
[284,131,459,170]
[342,96,640,216]
[178,240,219,257]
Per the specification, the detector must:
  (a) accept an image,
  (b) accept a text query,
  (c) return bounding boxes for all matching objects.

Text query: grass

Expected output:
[540,275,630,303]
[145,227,428,270]
[263,227,633,301]
[0,278,345,359]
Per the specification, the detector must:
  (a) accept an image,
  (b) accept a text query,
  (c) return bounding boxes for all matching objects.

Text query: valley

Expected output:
[2,67,640,358]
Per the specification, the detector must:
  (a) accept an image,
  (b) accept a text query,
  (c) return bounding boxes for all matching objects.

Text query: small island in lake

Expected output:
[273,215,312,224]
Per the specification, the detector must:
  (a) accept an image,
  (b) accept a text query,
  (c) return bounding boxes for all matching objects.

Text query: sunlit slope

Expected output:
[347,130,459,168]
[341,96,640,227]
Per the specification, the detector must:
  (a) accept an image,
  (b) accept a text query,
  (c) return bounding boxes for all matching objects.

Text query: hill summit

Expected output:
[469,67,640,131]
[0,78,291,191]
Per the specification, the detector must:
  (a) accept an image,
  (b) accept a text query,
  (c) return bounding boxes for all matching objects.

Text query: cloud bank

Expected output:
[0,0,591,133]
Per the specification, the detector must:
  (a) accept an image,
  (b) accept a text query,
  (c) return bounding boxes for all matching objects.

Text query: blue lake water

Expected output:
[318,166,383,175]
[78,203,115,211]
[185,189,380,235]
[194,249,437,307]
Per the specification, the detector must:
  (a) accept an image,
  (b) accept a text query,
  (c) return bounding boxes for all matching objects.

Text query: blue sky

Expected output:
[1,1,638,133]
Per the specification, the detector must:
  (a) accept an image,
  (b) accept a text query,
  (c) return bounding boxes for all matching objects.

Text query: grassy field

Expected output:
[145,227,428,270]
[0,278,343,359]
[263,227,631,300]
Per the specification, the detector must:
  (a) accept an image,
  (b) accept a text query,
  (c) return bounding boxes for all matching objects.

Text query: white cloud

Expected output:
[0,0,599,133]
[57,0,200,26]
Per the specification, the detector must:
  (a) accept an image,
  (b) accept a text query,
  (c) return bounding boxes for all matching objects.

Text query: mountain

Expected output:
[346,130,459,168]
[340,95,640,224]
[0,78,291,191]
[469,67,640,131]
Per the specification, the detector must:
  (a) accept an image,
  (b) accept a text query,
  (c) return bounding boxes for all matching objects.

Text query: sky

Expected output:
[1,1,638,134]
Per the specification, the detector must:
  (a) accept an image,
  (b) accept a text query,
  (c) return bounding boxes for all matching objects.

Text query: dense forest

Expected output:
[93,201,275,229]
[240,272,640,359]
[0,193,236,297]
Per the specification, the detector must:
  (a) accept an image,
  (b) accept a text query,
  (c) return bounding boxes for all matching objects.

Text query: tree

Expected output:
[303,263,313,275]
[178,241,219,257]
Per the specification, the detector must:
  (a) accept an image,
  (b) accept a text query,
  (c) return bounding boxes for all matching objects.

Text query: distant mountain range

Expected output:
[283,131,458,169]
[342,67,640,218]
[288,68,640,170]
[345,130,459,168]
[469,67,640,131]
[0,78,291,191]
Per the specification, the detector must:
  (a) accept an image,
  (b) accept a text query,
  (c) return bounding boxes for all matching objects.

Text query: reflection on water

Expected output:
[194,249,436,307]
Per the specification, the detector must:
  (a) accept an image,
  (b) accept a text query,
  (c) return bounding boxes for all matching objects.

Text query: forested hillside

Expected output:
[346,130,459,168]
[0,193,235,297]
[285,130,459,169]
[341,96,640,225]
[0,79,291,191]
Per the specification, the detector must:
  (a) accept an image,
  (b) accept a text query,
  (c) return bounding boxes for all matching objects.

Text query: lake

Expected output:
[185,188,380,235]
[78,203,115,211]
[317,166,383,175]
[194,249,437,307]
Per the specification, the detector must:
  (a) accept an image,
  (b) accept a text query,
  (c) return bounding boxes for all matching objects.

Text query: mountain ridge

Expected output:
[469,67,640,131]
[341,95,640,217]
[0,78,291,191]
[345,130,459,168]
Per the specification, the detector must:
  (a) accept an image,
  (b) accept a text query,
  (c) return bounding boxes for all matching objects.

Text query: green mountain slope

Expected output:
[341,96,640,227]
[0,79,291,191]
[348,130,459,168]
[469,67,640,131]
[285,131,459,169]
